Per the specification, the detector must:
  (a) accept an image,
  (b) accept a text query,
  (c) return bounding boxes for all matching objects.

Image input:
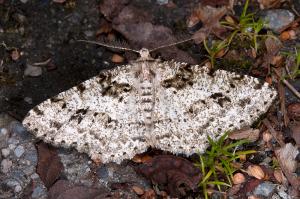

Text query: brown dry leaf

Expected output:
[287,103,300,120]
[141,189,156,199]
[99,0,129,21]
[99,0,196,64]
[136,155,201,197]
[275,143,298,173]
[201,0,230,7]
[257,0,286,9]
[111,54,124,63]
[289,121,300,145]
[132,154,153,163]
[246,165,265,180]
[189,5,228,43]
[132,185,144,195]
[263,37,282,68]
[232,173,246,184]
[275,143,300,194]
[36,142,63,189]
[53,0,66,3]
[48,180,110,199]
[228,128,260,142]
[10,49,20,61]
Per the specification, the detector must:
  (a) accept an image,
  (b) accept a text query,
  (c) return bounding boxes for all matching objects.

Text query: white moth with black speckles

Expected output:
[22,46,277,164]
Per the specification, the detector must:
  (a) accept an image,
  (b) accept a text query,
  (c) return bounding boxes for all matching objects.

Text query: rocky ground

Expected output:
[0,0,300,198]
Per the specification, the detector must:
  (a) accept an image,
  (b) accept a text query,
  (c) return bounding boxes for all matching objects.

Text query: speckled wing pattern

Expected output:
[22,59,277,163]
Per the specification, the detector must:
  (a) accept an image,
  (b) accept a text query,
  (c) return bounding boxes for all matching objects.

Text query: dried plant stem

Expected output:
[273,69,300,99]
[281,79,300,99]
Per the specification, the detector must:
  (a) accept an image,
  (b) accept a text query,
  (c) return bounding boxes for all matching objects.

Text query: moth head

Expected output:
[138,48,151,60]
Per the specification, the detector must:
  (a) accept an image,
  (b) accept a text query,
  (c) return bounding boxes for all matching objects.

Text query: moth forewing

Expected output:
[22,44,277,164]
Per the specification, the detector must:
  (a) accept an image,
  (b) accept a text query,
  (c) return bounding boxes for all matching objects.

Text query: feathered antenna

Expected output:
[77,39,140,53]
[149,37,193,52]
[78,33,195,55]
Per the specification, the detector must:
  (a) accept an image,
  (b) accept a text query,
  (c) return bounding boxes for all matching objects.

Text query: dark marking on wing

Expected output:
[78,116,83,124]
[61,102,67,109]
[161,64,194,89]
[254,81,263,90]
[76,108,88,115]
[210,93,231,107]
[50,97,63,102]
[239,98,251,107]
[232,75,245,81]
[97,73,132,97]
[70,108,88,122]
[33,107,43,115]
[51,121,62,129]
[76,83,86,93]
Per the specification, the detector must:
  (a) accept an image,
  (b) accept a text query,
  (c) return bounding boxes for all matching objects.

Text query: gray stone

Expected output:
[24,97,33,104]
[10,121,32,139]
[1,159,13,173]
[14,185,22,192]
[14,146,25,158]
[31,185,47,199]
[8,144,16,150]
[157,0,168,5]
[0,128,9,147]
[276,185,291,199]
[14,145,25,158]
[253,181,276,197]
[261,9,295,33]
[1,148,10,157]
[24,64,42,77]
[0,113,15,128]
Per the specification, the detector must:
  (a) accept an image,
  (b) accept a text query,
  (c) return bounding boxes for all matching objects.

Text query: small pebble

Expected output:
[31,186,46,198]
[253,181,276,197]
[1,159,13,173]
[14,185,22,192]
[14,145,25,158]
[8,144,16,150]
[84,30,94,38]
[261,9,295,33]
[24,97,33,104]
[1,148,10,157]
[156,0,168,5]
[24,64,42,77]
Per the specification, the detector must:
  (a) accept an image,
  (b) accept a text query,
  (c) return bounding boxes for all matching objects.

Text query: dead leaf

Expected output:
[99,0,130,21]
[228,128,260,142]
[201,0,230,7]
[48,180,110,199]
[36,142,63,189]
[257,0,286,9]
[141,189,156,199]
[99,0,196,64]
[275,143,300,193]
[136,155,201,197]
[287,103,300,120]
[189,5,228,43]
[132,185,144,195]
[53,0,67,3]
[276,143,298,173]
[10,49,20,61]
[132,154,153,163]
[263,37,282,70]
[289,121,300,145]
[111,54,124,63]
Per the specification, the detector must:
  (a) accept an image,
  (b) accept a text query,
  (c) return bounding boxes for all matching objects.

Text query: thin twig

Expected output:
[262,119,285,147]
[273,69,300,99]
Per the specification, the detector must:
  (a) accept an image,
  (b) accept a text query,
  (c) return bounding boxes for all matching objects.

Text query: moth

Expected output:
[22,40,277,163]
